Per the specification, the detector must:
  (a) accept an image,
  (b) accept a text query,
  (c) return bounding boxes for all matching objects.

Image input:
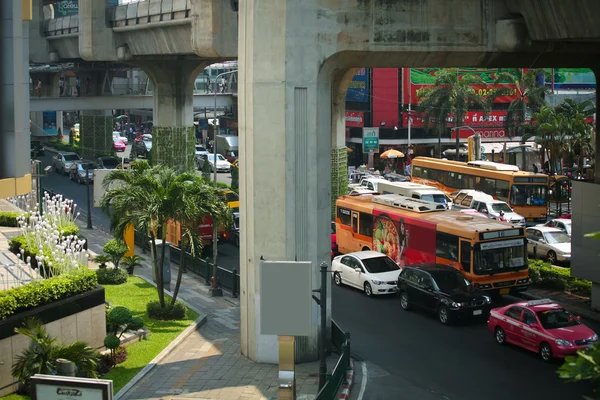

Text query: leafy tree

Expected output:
[202,158,211,181]
[122,254,144,275]
[12,318,99,392]
[102,239,129,269]
[522,105,564,174]
[417,69,489,158]
[556,98,596,175]
[56,127,63,142]
[491,69,550,170]
[231,163,239,192]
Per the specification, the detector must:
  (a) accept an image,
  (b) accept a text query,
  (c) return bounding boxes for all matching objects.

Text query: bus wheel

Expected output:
[362,246,370,251]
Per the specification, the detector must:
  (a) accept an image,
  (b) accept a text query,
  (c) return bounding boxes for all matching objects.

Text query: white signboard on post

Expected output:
[362,127,380,153]
[259,261,312,336]
[31,375,113,400]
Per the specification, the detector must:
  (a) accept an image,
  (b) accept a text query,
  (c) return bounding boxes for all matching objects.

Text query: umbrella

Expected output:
[114,115,128,121]
[380,149,405,159]
[346,146,353,153]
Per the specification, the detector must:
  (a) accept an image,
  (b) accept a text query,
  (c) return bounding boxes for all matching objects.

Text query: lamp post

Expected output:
[85,163,93,230]
[210,69,237,297]
[450,126,480,161]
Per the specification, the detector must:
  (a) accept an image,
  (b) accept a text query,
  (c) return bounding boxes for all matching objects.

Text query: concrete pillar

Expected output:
[593,67,600,184]
[1,0,31,183]
[80,110,113,159]
[239,1,332,363]
[29,0,52,64]
[79,0,118,61]
[140,61,207,171]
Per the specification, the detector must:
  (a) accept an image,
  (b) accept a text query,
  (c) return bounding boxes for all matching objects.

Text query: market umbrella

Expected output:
[114,115,128,121]
[380,149,405,159]
[346,146,353,153]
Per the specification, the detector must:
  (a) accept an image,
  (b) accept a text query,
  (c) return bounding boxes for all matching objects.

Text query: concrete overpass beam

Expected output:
[79,0,118,61]
[495,19,531,52]
[190,0,238,58]
[30,0,52,64]
[140,61,208,170]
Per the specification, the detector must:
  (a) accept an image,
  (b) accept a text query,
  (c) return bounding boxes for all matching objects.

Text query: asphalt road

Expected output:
[332,284,598,400]
[35,148,240,271]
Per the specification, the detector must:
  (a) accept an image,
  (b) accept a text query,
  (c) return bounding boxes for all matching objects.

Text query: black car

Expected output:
[397,264,492,325]
[131,134,152,159]
[30,140,44,157]
[96,156,122,169]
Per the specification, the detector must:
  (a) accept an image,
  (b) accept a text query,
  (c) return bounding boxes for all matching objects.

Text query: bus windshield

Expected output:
[474,239,526,275]
[510,185,547,206]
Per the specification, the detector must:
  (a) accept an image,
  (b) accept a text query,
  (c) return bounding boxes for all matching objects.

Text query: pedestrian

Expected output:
[58,76,64,97]
[85,77,91,95]
[532,164,538,174]
[35,79,42,97]
[75,76,81,97]
[206,76,211,93]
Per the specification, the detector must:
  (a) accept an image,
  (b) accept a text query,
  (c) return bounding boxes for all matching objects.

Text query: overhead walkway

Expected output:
[30,93,235,112]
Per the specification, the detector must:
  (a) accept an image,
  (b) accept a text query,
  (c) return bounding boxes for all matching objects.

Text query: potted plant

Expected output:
[122,255,144,275]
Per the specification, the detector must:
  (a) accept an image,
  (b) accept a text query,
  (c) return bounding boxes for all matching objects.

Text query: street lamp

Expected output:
[86,163,93,230]
[210,69,238,297]
[450,126,480,161]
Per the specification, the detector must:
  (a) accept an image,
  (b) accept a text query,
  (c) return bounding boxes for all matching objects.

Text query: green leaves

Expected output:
[152,126,195,171]
[558,343,600,398]
[331,147,348,218]
[586,232,600,240]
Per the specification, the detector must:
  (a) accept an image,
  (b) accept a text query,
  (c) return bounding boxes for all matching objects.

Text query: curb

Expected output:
[114,275,208,400]
[518,291,600,322]
[337,359,355,400]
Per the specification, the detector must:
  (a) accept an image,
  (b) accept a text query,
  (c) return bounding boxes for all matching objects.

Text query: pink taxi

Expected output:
[113,138,126,152]
[488,299,598,362]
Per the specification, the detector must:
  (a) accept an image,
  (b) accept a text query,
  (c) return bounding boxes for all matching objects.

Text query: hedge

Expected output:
[0,212,22,227]
[96,267,128,285]
[49,139,80,153]
[528,259,592,297]
[0,268,98,320]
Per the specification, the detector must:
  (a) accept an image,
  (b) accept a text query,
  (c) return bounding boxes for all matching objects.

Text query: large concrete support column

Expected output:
[80,110,113,159]
[0,0,32,197]
[29,0,52,64]
[239,1,332,363]
[140,61,207,170]
[593,67,600,184]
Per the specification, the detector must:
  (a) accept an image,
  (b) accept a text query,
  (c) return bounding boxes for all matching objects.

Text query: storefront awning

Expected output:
[481,141,537,154]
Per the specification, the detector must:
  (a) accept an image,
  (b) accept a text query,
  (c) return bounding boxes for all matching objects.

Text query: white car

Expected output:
[526,226,571,265]
[538,219,572,237]
[331,251,401,296]
[203,154,231,173]
[195,145,209,158]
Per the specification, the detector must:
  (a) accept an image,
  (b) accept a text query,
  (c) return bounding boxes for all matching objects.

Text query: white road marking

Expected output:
[357,361,368,400]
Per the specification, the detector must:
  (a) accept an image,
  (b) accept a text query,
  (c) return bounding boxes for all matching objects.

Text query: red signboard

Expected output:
[402,110,508,128]
[403,68,521,105]
[345,111,365,127]
[450,127,508,140]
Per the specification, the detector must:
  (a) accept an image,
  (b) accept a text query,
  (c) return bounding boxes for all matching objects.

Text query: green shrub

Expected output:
[102,239,128,269]
[96,267,128,285]
[0,269,98,320]
[104,334,120,350]
[230,165,239,192]
[528,259,592,297]
[216,181,231,190]
[0,211,21,227]
[147,300,187,320]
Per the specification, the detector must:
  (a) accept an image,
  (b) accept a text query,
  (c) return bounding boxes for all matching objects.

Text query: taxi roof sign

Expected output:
[526,299,554,307]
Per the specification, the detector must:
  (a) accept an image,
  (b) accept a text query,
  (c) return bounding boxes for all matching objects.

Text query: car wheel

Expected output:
[437,305,450,325]
[364,282,373,297]
[400,291,410,311]
[333,272,342,286]
[494,327,506,345]
[547,251,557,265]
[539,342,553,362]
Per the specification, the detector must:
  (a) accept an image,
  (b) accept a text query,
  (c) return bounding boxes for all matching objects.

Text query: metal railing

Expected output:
[133,229,239,297]
[108,0,191,28]
[315,321,351,400]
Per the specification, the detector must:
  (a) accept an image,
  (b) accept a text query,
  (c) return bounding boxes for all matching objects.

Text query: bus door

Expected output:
[351,212,360,251]
[459,239,472,277]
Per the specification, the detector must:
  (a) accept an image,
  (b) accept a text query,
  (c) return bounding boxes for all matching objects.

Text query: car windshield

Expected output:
[430,270,471,293]
[536,308,580,329]
[510,184,547,206]
[101,158,119,168]
[491,203,512,213]
[225,192,239,203]
[421,194,448,205]
[207,154,226,161]
[544,231,571,244]
[563,223,572,235]
[474,240,526,275]
[196,146,206,152]
[361,256,400,274]
[63,154,80,161]
[79,163,95,170]
[143,136,152,142]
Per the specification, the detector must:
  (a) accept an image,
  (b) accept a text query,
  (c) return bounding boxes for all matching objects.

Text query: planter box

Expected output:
[0,286,106,396]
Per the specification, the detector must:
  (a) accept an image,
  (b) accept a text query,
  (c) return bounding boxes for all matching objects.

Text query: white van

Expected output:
[377,181,453,209]
[349,176,389,192]
[452,189,526,225]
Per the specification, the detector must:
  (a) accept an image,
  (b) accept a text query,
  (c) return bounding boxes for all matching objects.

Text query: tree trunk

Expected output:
[150,234,165,307]
[172,238,185,305]
[158,231,167,308]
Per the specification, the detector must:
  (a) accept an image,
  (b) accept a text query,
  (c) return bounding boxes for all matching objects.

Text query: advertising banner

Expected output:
[362,127,379,153]
[402,110,508,128]
[403,68,520,105]
[544,68,596,89]
[345,111,365,127]
[451,127,508,140]
[346,68,370,103]
[54,0,79,17]
[43,111,57,135]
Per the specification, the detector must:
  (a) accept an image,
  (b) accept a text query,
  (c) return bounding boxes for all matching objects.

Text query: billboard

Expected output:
[43,111,57,135]
[346,68,370,103]
[345,111,364,127]
[53,0,79,17]
[402,110,509,129]
[403,68,521,105]
[544,68,596,89]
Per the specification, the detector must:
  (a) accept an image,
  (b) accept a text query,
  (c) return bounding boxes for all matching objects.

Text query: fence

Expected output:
[134,229,239,297]
[315,320,351,400]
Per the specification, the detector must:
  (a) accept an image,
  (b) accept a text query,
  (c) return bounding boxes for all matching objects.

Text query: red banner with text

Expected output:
[402,110,508,129]
[345,111,365,127]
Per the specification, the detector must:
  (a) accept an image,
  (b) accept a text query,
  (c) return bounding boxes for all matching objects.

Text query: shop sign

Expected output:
[54,0,78,17]
[451,128,507,140]
[403,111,508,128]
[31,375,113,400]
[345,111,364,127]
[362,127,379,153]
[346,69,370,103]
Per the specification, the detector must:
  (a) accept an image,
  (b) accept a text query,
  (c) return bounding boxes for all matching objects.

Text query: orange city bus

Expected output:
[410,157,549,223]
[335,193,529,295]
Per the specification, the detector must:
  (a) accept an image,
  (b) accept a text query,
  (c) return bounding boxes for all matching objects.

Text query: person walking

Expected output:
[35,79,42,97]
[58,77,65,97]
[75,76,81,97]
[85,77,91,95]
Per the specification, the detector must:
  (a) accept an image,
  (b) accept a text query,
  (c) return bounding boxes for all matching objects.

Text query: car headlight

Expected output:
[592,334,598,341]
[555,338,573,346]
[482,296,492,304]
[372,280,383,285]
[451,302,465,308]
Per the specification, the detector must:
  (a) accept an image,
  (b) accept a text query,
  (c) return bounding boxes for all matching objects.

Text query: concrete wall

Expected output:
[0,304,106,397]
[571,181,600,284]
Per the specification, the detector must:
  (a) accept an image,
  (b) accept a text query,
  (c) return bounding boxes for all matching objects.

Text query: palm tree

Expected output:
[12,318,99,391]
[122,254,144,275]
[417,69,489,158]
[522,105,560,173]
[555,98,596,174]
[491,69,550,170]
[170,176,232,305]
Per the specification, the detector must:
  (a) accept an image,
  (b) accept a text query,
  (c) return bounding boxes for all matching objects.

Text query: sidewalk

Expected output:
[73,221,337,400]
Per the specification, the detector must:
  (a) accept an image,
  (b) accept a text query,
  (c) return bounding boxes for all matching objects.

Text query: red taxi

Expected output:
[488,299,598,362]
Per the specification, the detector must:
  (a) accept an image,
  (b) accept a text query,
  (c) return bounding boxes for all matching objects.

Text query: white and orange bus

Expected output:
[410,157,549,223]
[335,193,529,295]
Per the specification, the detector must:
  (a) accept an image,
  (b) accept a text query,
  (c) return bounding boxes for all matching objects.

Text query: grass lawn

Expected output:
[1,276,198,400]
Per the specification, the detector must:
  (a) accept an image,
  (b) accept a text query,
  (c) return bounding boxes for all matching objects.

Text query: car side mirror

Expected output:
[354,267,362,273]
[539,239,546,244]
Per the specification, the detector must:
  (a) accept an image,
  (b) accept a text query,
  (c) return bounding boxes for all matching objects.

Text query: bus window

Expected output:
[359,213,373,236]
[510,185,548,207]
[351,212,359,233]
[496,180,509,201]
[436,232,459,261]
[412,166,422,177]
[338,207,351,225]
[460,241,471,272]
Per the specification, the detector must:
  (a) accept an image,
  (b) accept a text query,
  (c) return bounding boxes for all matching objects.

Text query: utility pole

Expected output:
[86,163,93,229]
[311,262,328,391]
